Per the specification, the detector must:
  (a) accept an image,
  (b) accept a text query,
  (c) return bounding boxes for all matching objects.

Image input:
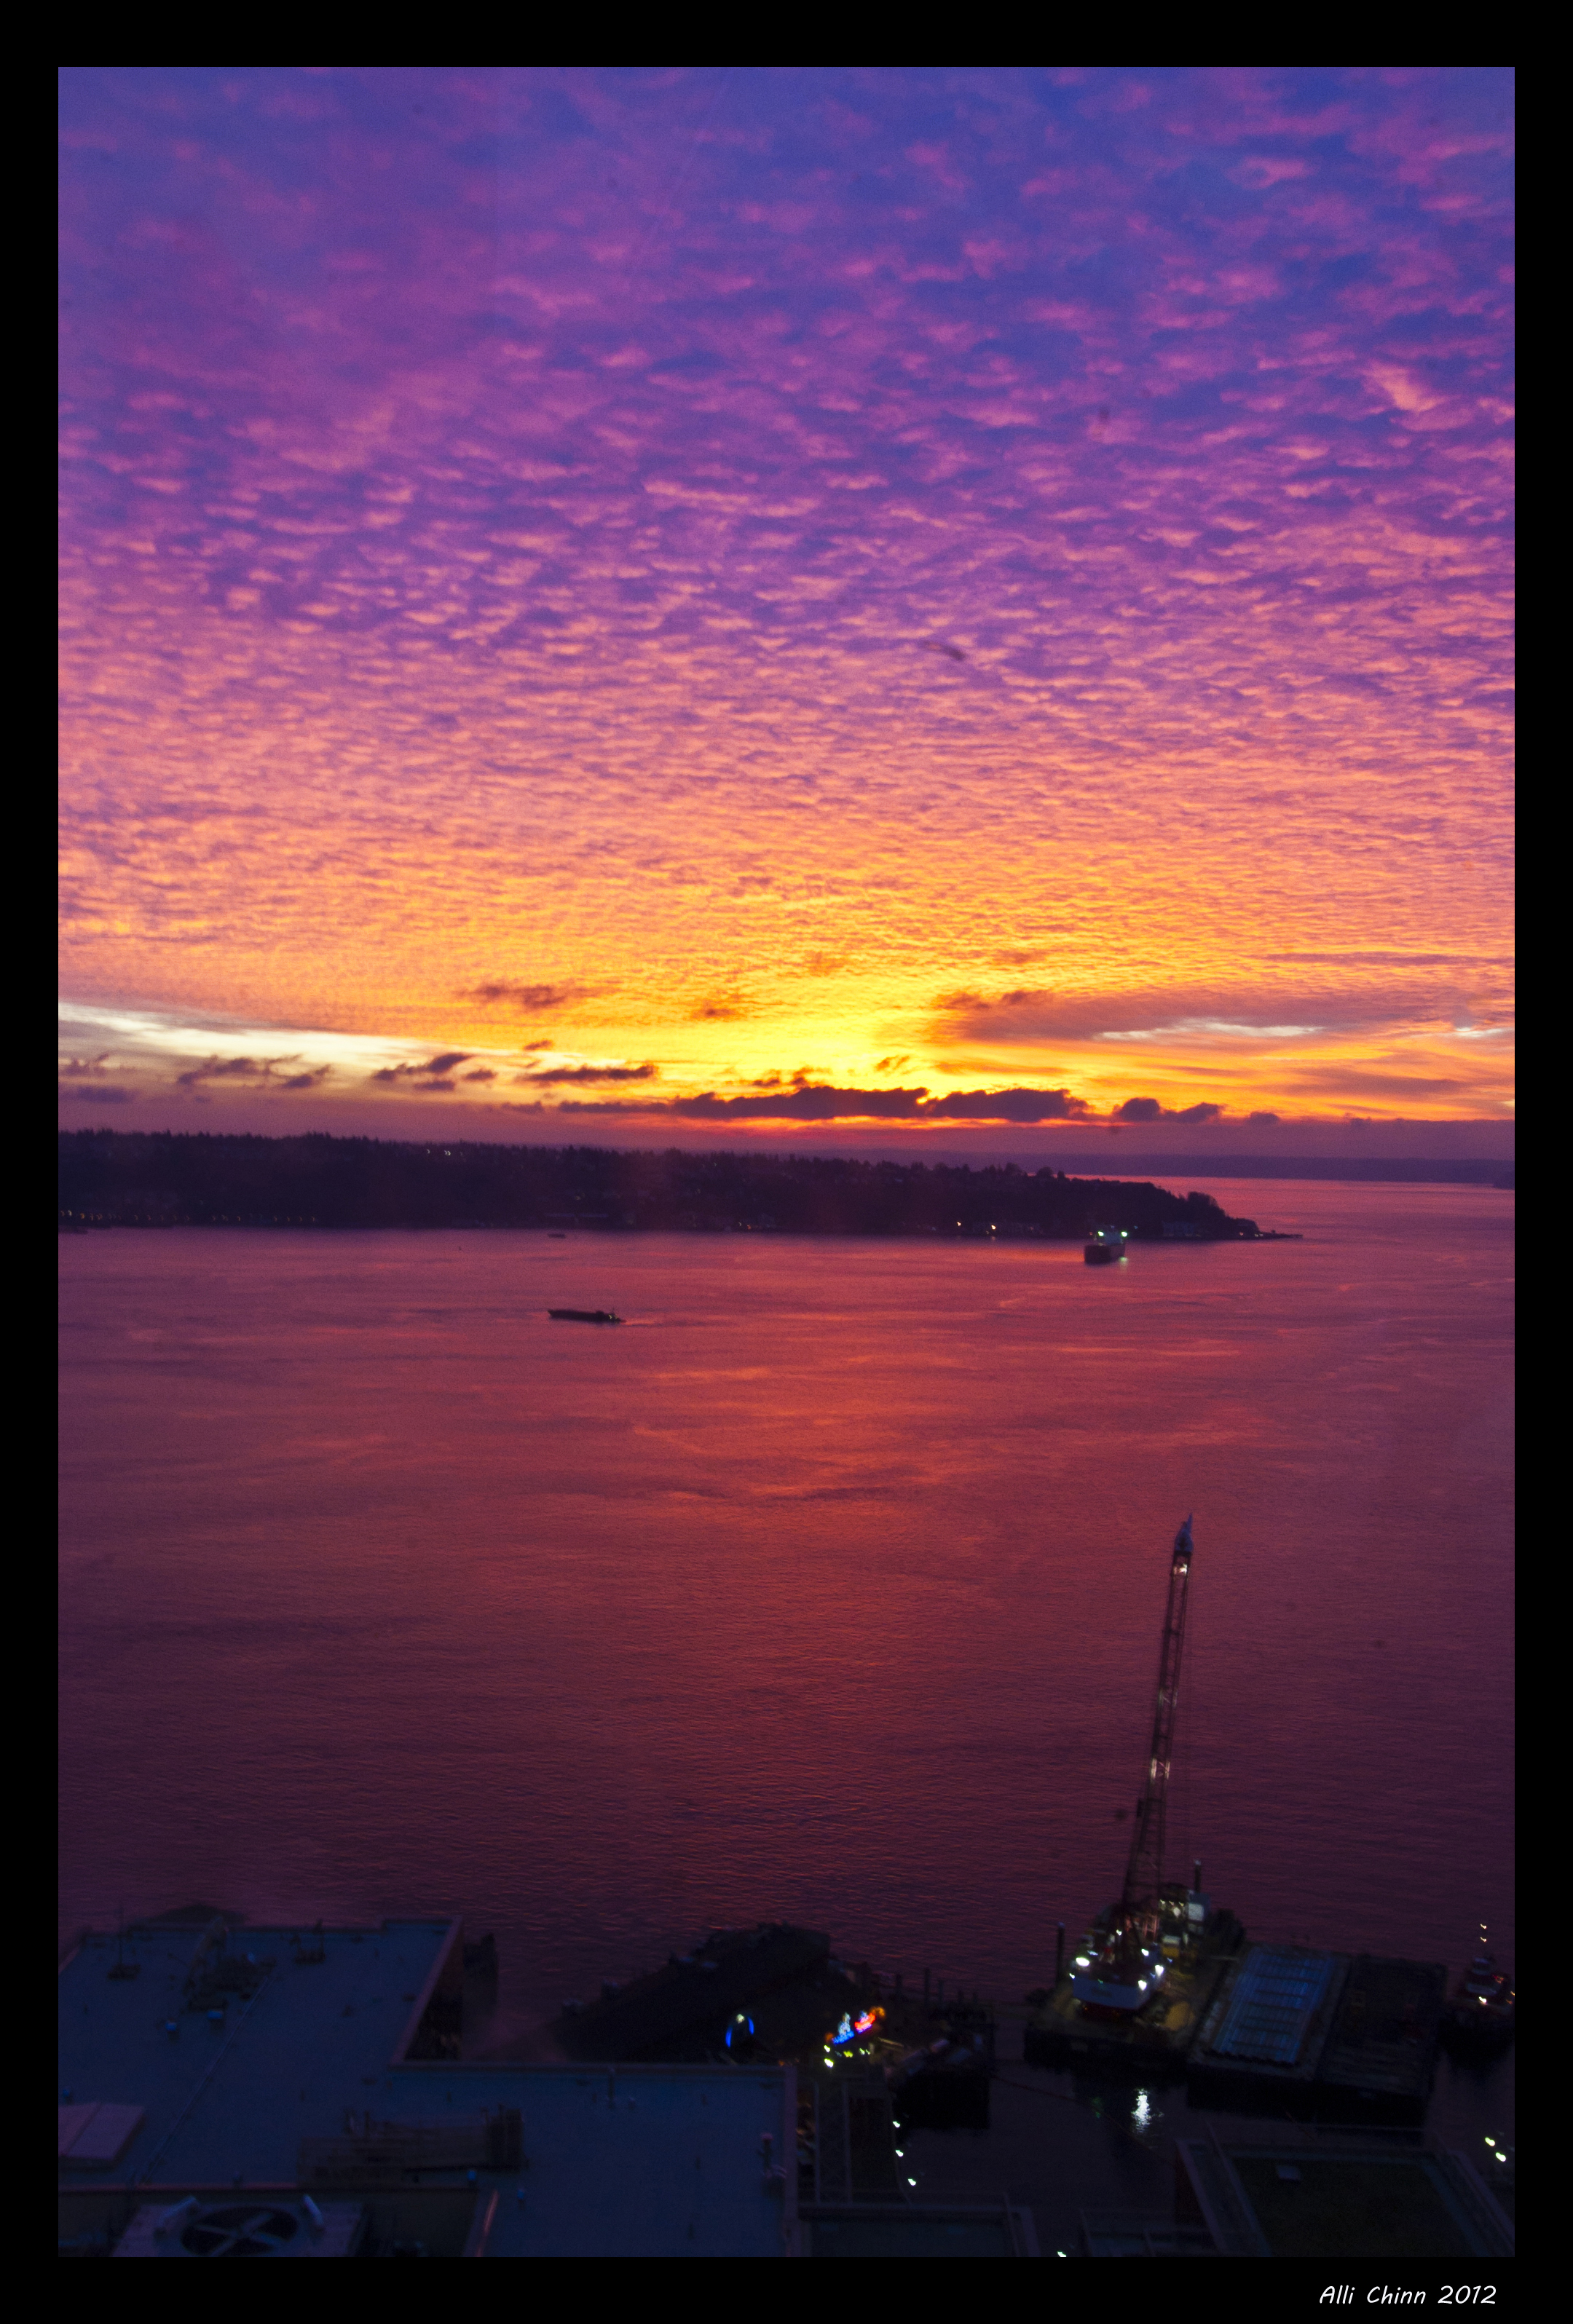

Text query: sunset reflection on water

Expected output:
[58,1180,1512,2033]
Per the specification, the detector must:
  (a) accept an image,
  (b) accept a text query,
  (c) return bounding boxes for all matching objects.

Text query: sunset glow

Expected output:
[60,70,1513,1151]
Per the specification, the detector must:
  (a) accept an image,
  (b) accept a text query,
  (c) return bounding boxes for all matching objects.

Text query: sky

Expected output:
[59,68,1514,1158]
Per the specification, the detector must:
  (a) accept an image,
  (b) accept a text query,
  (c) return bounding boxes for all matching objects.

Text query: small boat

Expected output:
[1084,1228,1127,1266]
[548,1308,622,1325]
[548,1231,567,1239]
[1443,1929,1515,2045]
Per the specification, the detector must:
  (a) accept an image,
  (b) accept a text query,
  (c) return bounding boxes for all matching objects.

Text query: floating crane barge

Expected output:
[1027,1518,1245,2077]
[1025,1518,1446,2121]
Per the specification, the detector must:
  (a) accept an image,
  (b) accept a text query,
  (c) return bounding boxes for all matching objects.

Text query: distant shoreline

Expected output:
[60,1220,1306,1243]
[989,1155,1513,1187]
[61,1128,1296,1240]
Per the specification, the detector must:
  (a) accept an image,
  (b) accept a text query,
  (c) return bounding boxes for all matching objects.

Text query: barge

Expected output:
[1187,1946,1446,2125]
[1024,1897,1245,2079]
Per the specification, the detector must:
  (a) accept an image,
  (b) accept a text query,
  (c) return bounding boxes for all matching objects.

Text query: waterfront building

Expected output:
[58,1911,1033,2258]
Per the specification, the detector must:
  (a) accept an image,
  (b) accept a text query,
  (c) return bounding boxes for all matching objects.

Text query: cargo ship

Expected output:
[1084,1228,1127,1266]
[548,1308,622,1325]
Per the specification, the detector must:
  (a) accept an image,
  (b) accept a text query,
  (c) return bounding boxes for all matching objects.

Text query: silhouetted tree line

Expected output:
[58,1129,1262,1238]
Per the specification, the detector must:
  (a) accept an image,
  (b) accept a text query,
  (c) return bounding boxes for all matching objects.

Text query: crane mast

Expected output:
[1118,1515,1194,1940]
[1068,1516,1196,2018]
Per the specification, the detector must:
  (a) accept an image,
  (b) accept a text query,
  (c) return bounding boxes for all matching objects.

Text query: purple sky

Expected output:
[60,70,1514,1154]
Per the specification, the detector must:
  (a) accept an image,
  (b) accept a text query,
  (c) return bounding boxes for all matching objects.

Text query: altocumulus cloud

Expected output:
[1113,1098,1223,1124]
[539,1083,1095,1122]
[515,1062,658,1086]
[59,1053,135,1102]
[370,1051,472,1094]
[177,1054,331,1091]
[931,982,1502,1049]
[463,983,588,1013]
[54,71,1512,1131]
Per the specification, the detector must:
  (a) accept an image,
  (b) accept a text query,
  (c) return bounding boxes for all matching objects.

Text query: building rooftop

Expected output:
[60,1914,1046,2257]
[61,1916,800,2256]
[1176,2127,1514,2260]
[446,2065,792,2257]
[58,1918,459,2186]
[800,2202,1036,2257]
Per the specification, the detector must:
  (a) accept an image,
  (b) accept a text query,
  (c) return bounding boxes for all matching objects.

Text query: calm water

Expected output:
[59,1182,1513,2061]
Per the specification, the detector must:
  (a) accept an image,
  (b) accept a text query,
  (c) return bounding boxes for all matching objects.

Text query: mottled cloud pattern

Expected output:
[59,68,1513,1142]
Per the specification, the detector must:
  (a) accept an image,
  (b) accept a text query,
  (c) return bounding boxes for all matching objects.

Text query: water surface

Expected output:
[60,1179,1513,2050]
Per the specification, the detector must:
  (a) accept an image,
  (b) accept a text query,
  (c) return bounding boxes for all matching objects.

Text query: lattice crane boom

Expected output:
[1119,1515,1194,1934]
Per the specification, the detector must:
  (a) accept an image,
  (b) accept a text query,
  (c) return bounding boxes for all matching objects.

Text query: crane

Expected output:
[1071,1516,1196,2018]
[1119,1514,1194,1937]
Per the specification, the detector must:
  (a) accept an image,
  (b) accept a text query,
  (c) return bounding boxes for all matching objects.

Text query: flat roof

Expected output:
[1229,2151,1477,2260]
[1177,2132,1515,2261]
[423,2065,792,2258]
[62,1922,796,2256]
[802,2203,1034,2258]
[59,1921,457,2186]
